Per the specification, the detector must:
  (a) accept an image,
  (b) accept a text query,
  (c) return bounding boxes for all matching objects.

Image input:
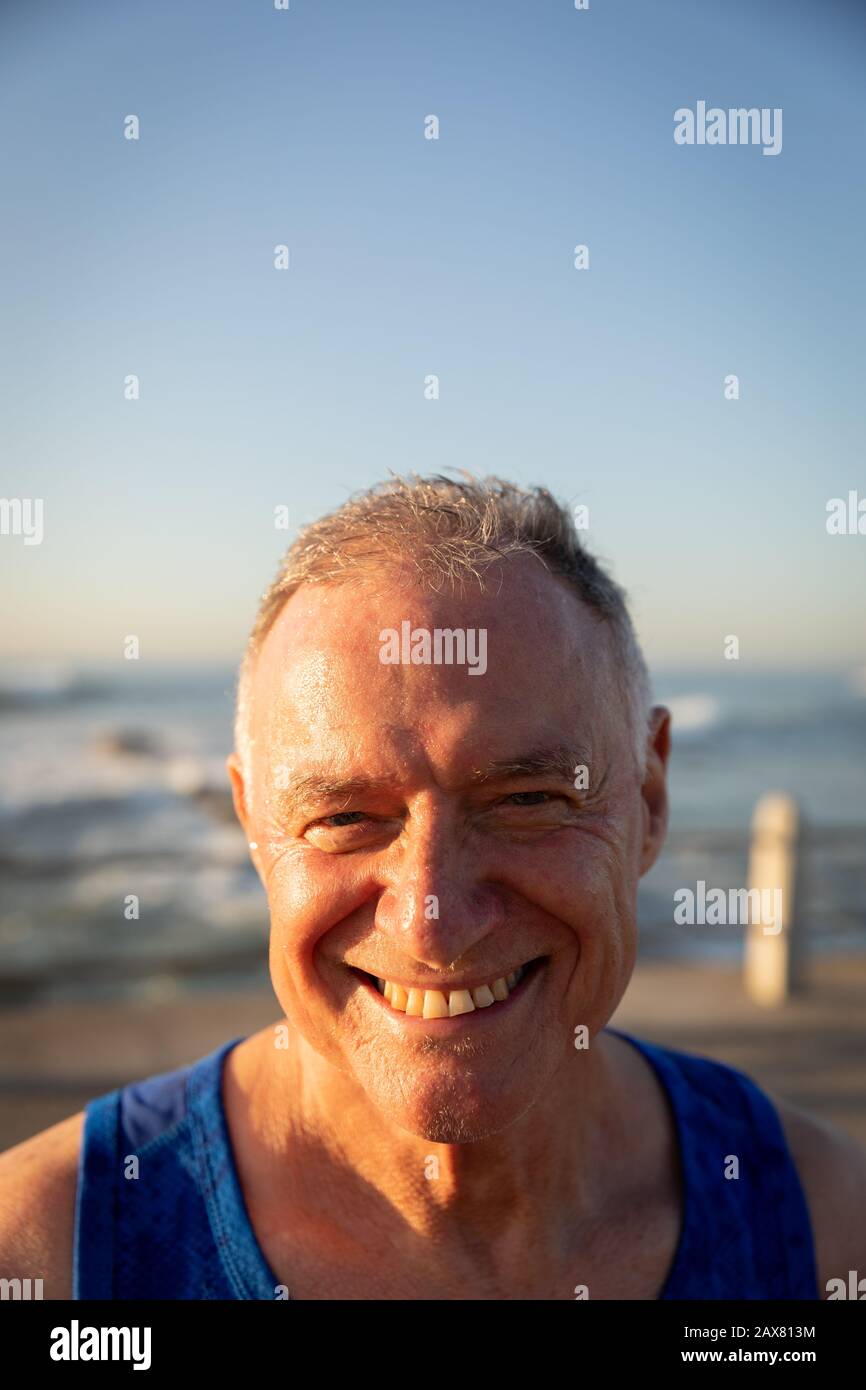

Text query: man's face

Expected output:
[229,558,668,1142]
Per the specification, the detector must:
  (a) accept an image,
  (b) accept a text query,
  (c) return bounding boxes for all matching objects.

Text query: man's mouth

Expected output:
[351,957,545,1019]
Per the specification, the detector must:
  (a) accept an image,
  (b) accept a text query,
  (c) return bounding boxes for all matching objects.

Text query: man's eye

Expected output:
[303,809,393,852]
[503,791,553,806]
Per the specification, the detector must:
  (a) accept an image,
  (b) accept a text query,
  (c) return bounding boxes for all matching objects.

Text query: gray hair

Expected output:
[234,473,652,778]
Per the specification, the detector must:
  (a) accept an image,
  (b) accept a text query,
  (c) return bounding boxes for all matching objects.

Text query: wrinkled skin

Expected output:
[228,557,671,1148]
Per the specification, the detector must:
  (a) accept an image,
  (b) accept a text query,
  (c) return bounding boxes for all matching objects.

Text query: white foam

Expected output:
[666,694,721,735]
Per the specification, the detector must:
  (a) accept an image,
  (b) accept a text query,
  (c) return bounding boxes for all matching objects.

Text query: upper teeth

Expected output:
[373,965,528,1018]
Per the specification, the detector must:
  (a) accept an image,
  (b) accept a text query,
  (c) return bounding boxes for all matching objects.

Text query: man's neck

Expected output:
[226,1026,649,1286]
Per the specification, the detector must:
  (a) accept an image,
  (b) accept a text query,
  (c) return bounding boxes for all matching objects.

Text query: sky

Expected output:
[1,0,864,672]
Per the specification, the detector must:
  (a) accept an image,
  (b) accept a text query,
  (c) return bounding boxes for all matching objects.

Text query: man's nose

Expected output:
[374,824,505,965]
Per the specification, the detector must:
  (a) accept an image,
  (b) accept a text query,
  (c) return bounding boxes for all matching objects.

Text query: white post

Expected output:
[744,792,803,1006]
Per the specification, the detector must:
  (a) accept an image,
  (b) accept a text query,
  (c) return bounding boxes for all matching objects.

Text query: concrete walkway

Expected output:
[611,953,866,1146]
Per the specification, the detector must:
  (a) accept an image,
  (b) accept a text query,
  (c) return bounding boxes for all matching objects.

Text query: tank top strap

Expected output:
[73,1036,278,1300]
[72,1077,121,1299]
[607,1027,819,1299]
[186,1037,281,1299]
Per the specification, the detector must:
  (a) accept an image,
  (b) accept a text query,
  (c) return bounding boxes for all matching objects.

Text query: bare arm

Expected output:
[0,1112,83,1300]
[774,1095,866,1299]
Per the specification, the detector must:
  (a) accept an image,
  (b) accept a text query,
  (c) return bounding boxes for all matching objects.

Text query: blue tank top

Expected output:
[72,1027,819,1300]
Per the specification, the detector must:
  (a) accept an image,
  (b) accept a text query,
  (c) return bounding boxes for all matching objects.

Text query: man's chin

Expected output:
[385,1095,538,1145]
[359,1057,547,1144]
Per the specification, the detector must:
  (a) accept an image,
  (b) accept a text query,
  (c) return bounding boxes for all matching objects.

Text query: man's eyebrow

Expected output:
[468,745,590,785]
[271,775,399,818]
[271,746,589,818]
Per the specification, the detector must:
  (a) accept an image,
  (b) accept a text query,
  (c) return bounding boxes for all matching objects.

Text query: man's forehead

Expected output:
[244,566,622,792]
[254,564,610,692]
[245,579,620,795]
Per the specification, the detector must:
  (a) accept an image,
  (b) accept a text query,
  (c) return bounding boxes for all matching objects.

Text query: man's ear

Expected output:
[226,756,264,884]
[226,752,252,839]
[639,705,671,876]
[227,753,266,884]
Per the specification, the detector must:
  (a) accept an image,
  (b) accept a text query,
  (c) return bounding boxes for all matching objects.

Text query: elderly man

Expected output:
[2,474,865,1300]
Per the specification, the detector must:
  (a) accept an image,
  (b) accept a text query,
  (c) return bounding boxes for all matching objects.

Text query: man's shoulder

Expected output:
[769,1092,866,1299]
[610,1030,866,1297]
[654,1041,866,1298]
[0,1111,84,1300]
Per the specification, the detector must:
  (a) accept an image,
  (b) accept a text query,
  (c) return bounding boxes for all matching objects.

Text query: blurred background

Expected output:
[1,0,864,1148]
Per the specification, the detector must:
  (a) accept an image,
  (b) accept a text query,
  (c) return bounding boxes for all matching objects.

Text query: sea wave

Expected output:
[665,694,722,737]
[0,666,111,711]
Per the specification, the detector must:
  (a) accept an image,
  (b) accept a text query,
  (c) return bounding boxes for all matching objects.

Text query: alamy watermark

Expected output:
[379,621,487,675]
[50,1321,151,1370]
[826,490,866,535]
[0,497,43,545]
[1,1276,43,1299]
[826,1270,866,1299]
[674,881,783,934]
[674,102,782,157]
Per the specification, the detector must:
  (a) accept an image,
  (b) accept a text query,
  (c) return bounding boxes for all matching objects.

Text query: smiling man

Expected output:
[2,473,865,1300]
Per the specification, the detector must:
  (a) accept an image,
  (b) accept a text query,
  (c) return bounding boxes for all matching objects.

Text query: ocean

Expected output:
[1,663,864,1005]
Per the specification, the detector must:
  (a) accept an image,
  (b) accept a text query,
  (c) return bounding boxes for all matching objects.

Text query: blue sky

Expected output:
[1,0,864,669]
